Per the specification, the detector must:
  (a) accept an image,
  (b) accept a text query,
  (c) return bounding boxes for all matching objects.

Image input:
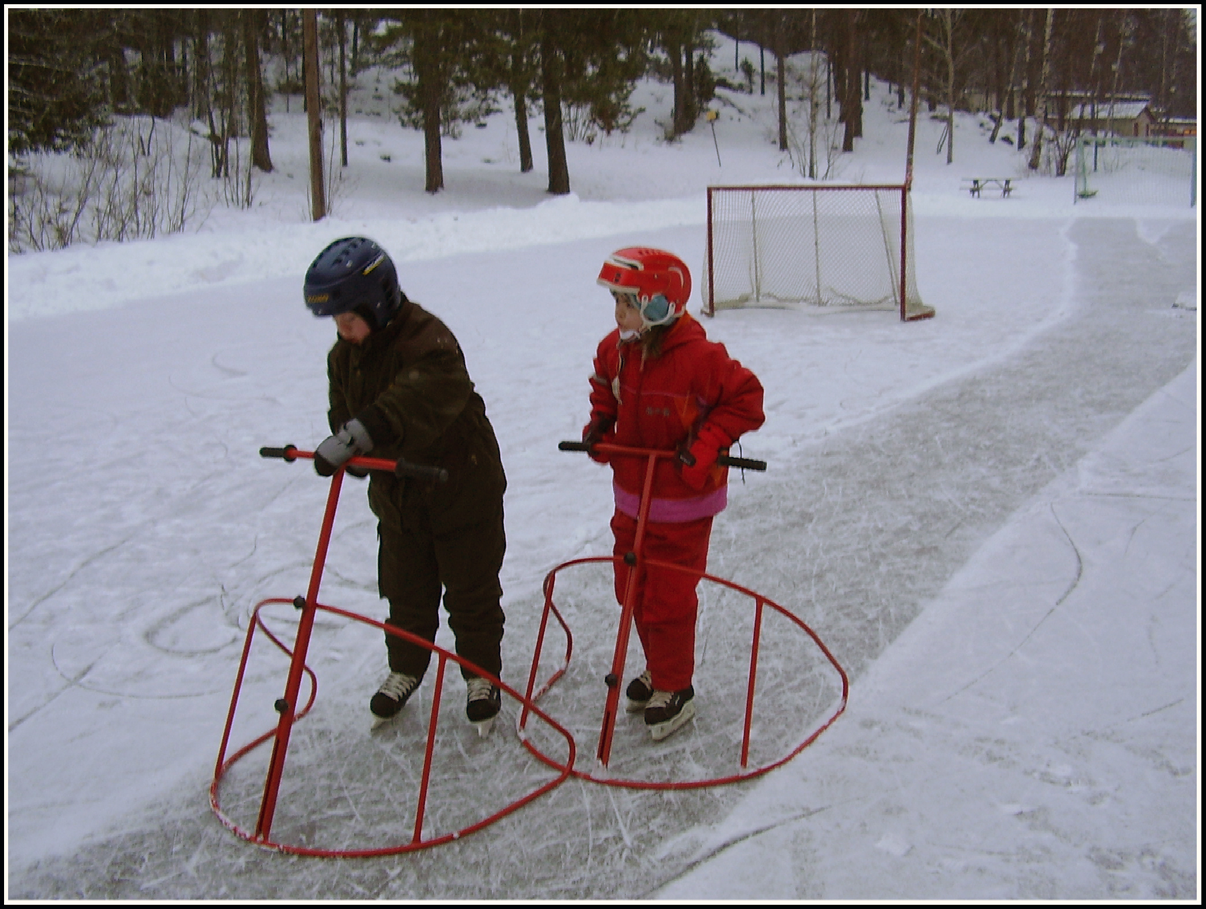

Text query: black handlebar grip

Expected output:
[559,440,765,470]
[395,459,449,484]
[260,445,299,461]
[719,454,767,471]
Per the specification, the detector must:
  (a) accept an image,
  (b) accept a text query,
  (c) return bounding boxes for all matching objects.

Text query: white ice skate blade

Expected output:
[370,712,397,731]
[626,697,650,713]
[471,716,496,738]
[648,701,696,741]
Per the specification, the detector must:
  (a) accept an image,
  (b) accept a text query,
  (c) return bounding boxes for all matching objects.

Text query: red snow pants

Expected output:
[610,509,714,693]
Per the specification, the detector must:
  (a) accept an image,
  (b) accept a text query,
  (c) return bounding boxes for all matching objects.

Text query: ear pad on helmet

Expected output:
[643,293,670,324]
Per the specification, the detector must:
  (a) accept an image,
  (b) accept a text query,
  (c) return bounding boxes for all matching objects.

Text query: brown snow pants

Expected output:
[376,499,506,683]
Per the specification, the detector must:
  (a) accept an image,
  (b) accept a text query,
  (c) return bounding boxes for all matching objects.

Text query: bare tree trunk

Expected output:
[942,10,957,164]
[923,10,960,163]
[1028,8,1053,171]
[1105,14,1132,137]
[852,18,864,139]
[1017,10,1033,150]
[776,22,788,152]
[989,28,1006,145]
[684,16,697,116]
[1003,16,1018,122]
[756,13,768,97]
[421,90,442,193]
[108,43,130,112]
[338,11,348,168]
[303,10,325,220]
[507,12,534,173]
[244,11,272,172]
[841,11,861,153]
[407,13,445,194]
[905,11,923,185]
[670,25,698,138]
[540,33,570,194]
[670,37,687,135]
[193,11,212,124]
[1085,13,1105,139]
[806,9,819,178]
[416,48,443,193]
[1160,9,1183,115]
[994,18,1020,140]
[513,87,533,173]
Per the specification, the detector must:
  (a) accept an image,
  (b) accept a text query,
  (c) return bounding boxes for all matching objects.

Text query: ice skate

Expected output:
[644,685,695,741]
[466,676,501,738]
[625,669,653,712]
[369,671,421,729]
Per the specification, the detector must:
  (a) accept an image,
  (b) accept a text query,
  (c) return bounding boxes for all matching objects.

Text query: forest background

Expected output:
[8,8,1198,254]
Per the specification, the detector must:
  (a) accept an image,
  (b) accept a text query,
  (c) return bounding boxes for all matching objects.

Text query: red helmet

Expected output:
[597,247,692,327]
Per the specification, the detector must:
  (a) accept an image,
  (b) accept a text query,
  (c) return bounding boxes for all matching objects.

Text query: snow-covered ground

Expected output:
[6,36,1199,899]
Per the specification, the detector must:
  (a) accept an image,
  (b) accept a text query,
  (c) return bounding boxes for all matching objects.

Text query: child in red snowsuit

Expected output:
[583,247,765,740]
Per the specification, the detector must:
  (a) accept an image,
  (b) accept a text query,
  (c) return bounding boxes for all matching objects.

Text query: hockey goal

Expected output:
[703,184,934,321]
[1074,136,1197,207]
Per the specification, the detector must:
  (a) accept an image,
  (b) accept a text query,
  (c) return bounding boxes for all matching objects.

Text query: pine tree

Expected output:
[8,9,112,154]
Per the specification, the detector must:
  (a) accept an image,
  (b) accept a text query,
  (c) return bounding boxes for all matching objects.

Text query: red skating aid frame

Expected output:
[520,443,848,789]
[210,449,576,857]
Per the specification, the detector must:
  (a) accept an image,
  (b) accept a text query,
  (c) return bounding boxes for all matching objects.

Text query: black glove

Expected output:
[314,418,374,477]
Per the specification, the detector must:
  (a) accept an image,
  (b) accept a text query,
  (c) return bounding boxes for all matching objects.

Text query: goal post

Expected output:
[703,184,934,322]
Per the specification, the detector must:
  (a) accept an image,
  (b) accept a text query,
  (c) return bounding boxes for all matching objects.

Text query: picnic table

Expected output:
[962,177,1013,198]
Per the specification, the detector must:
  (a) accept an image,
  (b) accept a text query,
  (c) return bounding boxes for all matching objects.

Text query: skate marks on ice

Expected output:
[656,364,1198,900]
[213,682,572,856]
[10,219,1198,899]
[11,635,741,900]
[525,562,846,785]
[706,216,1197,687]
[6,323,332,728]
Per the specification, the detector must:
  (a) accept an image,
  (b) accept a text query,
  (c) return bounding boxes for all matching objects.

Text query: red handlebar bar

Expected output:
[259,446,449,483]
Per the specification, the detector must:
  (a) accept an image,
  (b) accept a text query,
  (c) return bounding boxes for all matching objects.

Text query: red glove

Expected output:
[678,425,729,490]
[583,416,616,464]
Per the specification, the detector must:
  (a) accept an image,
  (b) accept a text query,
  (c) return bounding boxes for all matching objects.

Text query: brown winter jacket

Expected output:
[326,297,506,533]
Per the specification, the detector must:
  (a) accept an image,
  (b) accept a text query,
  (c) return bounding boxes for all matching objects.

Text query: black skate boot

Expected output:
[466,677,502,738]
[370,671,421,729]
[644,685,695,741]
[625,670,654,713]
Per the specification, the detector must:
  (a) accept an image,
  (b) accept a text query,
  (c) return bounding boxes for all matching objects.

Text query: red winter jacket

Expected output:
[588,313,765,522]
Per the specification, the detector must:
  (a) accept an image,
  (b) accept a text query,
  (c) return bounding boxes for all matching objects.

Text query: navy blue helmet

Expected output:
[304,237,403,329]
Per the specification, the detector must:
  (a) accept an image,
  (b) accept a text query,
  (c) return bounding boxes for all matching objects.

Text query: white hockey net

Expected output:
[1074,136,1197,207]
[704,184,933,321]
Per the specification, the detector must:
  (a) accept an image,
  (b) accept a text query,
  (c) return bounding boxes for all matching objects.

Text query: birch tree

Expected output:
[1016,10,1033,150]
[926,9,962,164]
[805,9,821,178]
[1027,8,1053,172]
